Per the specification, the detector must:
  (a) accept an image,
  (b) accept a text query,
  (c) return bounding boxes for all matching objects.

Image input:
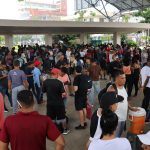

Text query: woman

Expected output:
[131,60,140,97]
[88,109,131,150]
[123,60,133,97]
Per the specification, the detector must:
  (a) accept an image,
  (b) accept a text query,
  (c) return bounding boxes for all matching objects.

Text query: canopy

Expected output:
[105,0,150,12]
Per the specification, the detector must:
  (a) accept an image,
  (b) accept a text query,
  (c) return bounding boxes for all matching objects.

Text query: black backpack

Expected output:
[78,74,92,91]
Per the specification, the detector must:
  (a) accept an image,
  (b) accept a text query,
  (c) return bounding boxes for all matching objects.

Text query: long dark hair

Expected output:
[100,109,118,138]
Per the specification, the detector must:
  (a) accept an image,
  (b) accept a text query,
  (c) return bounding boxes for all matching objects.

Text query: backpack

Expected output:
[78,75,92,92]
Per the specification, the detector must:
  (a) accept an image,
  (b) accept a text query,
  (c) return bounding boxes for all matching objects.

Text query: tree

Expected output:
[133,8,150,45]
[134,8,150,23]
[75,10,87,21]
[122,15,130,23]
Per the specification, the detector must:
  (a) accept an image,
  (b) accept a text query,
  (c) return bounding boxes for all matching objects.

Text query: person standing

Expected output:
[8,60,28,114]
[73,66,91,129]
[24,61,36,97]
[114,70,138,137]
[43,68,70,135]
[140,58,150,121]
[88,59,101,106]
[0,90,65,150]
[32,60,43,104]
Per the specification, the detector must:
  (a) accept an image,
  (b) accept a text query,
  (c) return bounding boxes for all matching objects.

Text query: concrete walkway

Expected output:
[4,80,150,150]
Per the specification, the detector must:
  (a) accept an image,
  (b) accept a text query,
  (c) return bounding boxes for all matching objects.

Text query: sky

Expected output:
[0,0,20,19]
[0,0,117,19]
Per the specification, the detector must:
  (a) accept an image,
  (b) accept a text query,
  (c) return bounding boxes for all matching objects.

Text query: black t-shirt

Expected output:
[24,67,33,83]
[43,78,65,106]
[73,74,88,98]
[55,59,68,69]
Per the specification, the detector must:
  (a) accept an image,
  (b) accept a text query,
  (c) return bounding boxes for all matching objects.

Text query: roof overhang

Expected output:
[0,19,149,34]
[105,0,150,12]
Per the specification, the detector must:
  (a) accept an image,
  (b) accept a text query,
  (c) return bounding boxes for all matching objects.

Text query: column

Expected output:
[45,34,53,46]
[113,32,121,45]
[5,34,13,49]
[80,33,88,44]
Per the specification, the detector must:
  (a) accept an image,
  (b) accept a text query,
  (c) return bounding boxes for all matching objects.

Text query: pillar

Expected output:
[80,33,88,44]
[45,34,52,46]
[113,32,121,45]
[5,34,13,49]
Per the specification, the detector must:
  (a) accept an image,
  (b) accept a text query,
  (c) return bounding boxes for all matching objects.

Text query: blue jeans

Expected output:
[34,83,42,104]
[115,121,126,137]
[88,81,101,105]
[12,85,25,114]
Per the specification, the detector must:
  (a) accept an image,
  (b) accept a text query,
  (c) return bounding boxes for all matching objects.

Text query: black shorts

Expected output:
[75,96,87,111]
[47,105,66,121]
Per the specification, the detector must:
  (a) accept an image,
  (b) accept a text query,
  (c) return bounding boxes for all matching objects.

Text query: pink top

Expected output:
[58,74,70,95]
[0,93,4,130]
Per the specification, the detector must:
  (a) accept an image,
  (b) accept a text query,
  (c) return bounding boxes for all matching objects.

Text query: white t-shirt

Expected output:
[88,138,131,150]
[140,65,150,88]
[115,87,128,122]
[90,109,102,141]
[80,51,85,57]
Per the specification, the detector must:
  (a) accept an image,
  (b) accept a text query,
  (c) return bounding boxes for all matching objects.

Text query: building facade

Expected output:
[19,0,67,20]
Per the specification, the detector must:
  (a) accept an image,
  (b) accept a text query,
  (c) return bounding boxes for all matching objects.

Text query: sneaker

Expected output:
[84,122,87,127]
[63,129,70,135]
[4,110,8,112]
[75,125,86,130]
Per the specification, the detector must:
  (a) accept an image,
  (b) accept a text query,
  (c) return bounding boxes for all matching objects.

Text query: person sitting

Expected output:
[88,109,131,150]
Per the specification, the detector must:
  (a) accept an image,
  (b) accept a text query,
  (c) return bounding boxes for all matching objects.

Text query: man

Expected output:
[24,61,36,97]
[43,68,70,135]
[140,58,150,121]
[8,60,28,114]
[138,131,150,150]
[114,70,138,137]
[73,66,90,129]
[88,59,101,106]
[32,60,43,104]
[0,90,65,150]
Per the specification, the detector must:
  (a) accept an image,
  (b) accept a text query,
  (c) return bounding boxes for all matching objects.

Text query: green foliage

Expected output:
[121,34,128,43]
[134,8,150,23]
[75,10,87,21]
[127,40,137,47]
[122,15,130,23]
[53,34,77,46]
[90,11,96,17]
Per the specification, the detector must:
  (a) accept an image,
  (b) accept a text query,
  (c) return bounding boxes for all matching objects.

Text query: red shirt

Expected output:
[0,111,60,150]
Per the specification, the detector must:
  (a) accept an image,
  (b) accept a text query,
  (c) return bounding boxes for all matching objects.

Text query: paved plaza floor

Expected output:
[4,79,150,150]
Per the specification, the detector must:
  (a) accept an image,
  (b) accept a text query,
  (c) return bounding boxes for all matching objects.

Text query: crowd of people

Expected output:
[0,43,149,150]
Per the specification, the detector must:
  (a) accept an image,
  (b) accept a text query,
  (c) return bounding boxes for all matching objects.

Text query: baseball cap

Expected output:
[51,68,60,75]
[34,60,41,67]
[100,92,124,109]
[138,131,150,145]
